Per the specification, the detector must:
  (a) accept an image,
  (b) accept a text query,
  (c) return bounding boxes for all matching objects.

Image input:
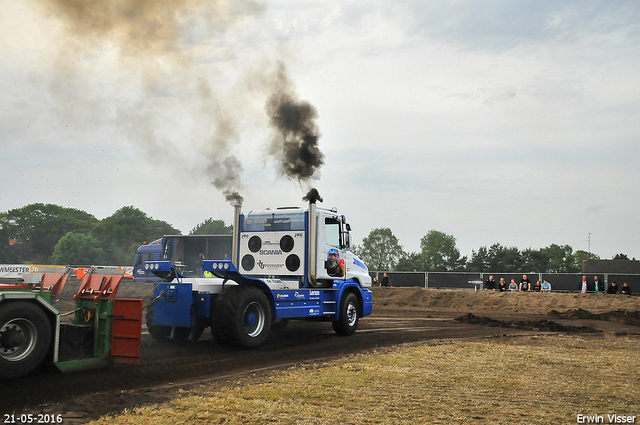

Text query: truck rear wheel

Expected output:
[332,292,359,336]
[0,302,52,380]
[212,285,271,348]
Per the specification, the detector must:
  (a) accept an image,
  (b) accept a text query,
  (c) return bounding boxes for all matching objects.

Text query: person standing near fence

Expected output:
[541,279,551,293]
[498,278,507,292]
[196,252,205,276]
[621,282,632,295]
[519,274,531,292]
[485,275,497,291]
[607,281,618,294]
[593,276,601,293]
[580,276,588,293]
[533,280,541,292]
[381,273,390,287]
[509,279,518,291]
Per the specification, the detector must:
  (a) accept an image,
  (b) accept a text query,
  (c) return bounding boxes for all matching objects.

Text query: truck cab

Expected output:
[133,239,162,282]
[238,206,371,288]
[133,235,233,283]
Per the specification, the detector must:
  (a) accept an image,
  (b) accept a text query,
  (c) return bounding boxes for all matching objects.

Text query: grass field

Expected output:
[91,333,639,424]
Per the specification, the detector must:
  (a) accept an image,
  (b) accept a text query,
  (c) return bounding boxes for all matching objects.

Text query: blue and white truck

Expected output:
[145,190,373,348]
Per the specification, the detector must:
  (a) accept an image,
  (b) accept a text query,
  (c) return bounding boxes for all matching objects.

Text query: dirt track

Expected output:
[2,285,639,423]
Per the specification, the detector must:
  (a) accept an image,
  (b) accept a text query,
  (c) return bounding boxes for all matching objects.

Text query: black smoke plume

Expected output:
[266,63,324,182]
[303,188,323,204]
[210,155,244,205]
[37,0,265,206]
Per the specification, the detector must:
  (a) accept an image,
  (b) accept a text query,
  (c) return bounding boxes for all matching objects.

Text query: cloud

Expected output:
[401,0,640,50]
[1,0,640,260]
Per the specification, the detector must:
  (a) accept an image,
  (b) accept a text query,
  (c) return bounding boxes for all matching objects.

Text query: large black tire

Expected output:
[211,285,271,348]
[0,302,52,380]
[332,292,359,336]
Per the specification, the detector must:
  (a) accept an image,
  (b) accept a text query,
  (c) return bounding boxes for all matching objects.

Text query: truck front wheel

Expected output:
[332,292,359,336]
[0,302,52,380]
[212,286,271,348]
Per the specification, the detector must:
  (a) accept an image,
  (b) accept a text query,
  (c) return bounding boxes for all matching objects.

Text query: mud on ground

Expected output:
[2,284,639,423]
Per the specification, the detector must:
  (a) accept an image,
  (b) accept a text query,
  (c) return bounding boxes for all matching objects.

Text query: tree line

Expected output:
[353,227,633,273]
[1,204,631,271]
[0,203,231,266]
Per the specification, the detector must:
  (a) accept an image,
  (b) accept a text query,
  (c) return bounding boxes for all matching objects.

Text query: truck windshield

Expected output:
[243,212,305,232]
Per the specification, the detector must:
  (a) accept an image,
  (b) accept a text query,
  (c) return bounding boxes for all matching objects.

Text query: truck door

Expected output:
[322,216,346,279]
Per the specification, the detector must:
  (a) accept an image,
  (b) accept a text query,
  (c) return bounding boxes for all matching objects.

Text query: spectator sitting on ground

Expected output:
[621,282,632,295]
[533,280,541,292]
[541,279,551,293]
[607,281,618,294]
[485,275,497,291]
[519,274,531,292]
[509,279,518,292]
[498,278,507,292]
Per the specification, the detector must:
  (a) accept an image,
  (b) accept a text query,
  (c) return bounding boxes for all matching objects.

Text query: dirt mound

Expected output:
[549,308,600,319]
[455,313,601,333]
[603,310,640,326]
[372,287,640,317]
[549,308,640,326]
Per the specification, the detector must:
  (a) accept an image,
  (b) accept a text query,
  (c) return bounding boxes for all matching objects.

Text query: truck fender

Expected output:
[334,281,363,320]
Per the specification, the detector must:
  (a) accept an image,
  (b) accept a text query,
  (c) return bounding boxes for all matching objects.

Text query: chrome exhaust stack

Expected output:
[232,203,241,268]
[304,189,323,288]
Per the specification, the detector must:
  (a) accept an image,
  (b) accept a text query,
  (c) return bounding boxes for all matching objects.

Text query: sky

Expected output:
[1,0,639,261]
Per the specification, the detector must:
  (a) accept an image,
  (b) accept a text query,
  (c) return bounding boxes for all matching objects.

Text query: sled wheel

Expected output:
[146,304,171,343]
[332,292,359,336]
[0,302,52,380]
[270,318,289,333]
[212,285,271,348]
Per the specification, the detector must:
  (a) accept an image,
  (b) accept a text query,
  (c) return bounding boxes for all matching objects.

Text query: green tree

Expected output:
[354,228,404,271]
[92,206,179,265]
[420,230,466,271]
[521,248,551,273]
[486,243,522,272]
[571,250,600,271]
[466,246,490,272]
[0,203,98,263]
[395,252,423,271]
[0,226,18,263]
[613,253,630,260]
[52,232,105,265]
[190,218,233,235]
[542,244,577,272]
